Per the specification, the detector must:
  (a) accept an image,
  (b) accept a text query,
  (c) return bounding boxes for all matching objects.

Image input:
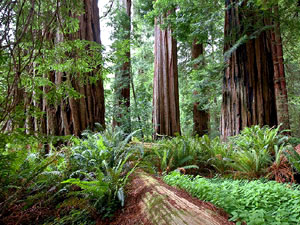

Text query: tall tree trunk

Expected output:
[153,15,181,138]
[71,0,105,135]
[220,0,277,139]
[192,40,209,136]
[113,0,131,132]
[270,5,290,132]
[36,0,105,136]
[121,0,131,111]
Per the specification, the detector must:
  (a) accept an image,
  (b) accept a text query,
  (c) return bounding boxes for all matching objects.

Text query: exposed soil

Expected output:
[102,172,235,225]
[98,174,152,225]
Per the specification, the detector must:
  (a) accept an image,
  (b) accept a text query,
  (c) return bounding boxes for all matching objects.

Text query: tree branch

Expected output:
[100,0,114,19]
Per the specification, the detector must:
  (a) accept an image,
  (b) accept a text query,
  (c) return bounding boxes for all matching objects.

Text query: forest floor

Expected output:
[99,171,235,225]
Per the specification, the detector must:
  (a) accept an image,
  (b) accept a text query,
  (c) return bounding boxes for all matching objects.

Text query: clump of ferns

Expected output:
[61,129,141,217]
[266,145,294,183]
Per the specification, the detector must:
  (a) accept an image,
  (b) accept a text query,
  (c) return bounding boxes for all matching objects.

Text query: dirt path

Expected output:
[105,172,235,225]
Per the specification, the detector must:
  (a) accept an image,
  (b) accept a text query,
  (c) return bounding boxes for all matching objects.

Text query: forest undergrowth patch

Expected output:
[164,171,300,225]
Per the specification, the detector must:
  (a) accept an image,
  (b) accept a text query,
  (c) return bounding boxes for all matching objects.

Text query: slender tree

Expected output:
[192,40,209,136]
[113,0,131,132]
[120,0,131,111]
[220,0,277,139]
[153,15,181,138]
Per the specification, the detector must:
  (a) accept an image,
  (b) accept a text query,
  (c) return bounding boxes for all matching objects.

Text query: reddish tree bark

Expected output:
[67,0,105,136]
[153,16,181,138]
[34,0,105,136]
[221,0,277,139]
[192,40,209,136]
[270,5,290,132]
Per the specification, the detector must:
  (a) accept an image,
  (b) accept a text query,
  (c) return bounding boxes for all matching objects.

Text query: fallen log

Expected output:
[110,172,234,225]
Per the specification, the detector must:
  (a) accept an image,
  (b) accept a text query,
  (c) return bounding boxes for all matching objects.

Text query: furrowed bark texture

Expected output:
[33,0,105,136]
[153,16,181,138]
[192,40,209,136]
[270,5,290,132]
[221,0,277,139]
[67,0,105,136]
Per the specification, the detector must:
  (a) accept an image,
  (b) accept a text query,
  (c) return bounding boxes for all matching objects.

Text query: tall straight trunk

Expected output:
[70,0,105,135]
[192,40,209,136]
[153,15,181,138]
[270,5,290,132]
[34,0,105,136]
[121,0,131,110]
[113,0,131,132]
[221,0,277,139]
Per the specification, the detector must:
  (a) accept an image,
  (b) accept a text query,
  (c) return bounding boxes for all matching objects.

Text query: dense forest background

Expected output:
[1,0,300,139]
[1,0,300,224]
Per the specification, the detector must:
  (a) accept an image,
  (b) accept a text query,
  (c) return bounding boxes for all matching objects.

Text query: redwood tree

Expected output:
[63,0,105,136]
[35,0,105,136]
[192,40,209,136]
[270,5,290,132]
[153,16,181,138]
[220,0,277,139]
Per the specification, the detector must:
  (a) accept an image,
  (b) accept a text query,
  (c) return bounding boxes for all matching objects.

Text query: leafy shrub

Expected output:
[230,126,287,154]
[227,126,289,178]
[62,128,140,217]
[198,135,232,174]
[284,145,300,174]
[288,137,300,147]
[267,145,294,183]
[0,128,142,223]
[0,133,68,222]
[152,136,200,173]
[149,126,291,180]
[195,126,291,179]
[164,171,300,225]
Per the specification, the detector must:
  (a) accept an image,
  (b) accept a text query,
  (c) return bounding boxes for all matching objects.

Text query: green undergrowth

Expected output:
[0,128,143,224]
[1,125,300,224]
[164,171,300,225]
[152,125,300,182]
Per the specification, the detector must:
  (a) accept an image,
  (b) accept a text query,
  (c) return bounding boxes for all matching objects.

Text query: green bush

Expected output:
[0,128,142,223]
[62,128,141,217]
[150,126,290,179]
[288,137,300,147]
[0,134,71,225]
[198,135,232,174]
[199,126,290,178]
[164,171,300,225]
[284,146,300,174]
[152,136,200,173]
